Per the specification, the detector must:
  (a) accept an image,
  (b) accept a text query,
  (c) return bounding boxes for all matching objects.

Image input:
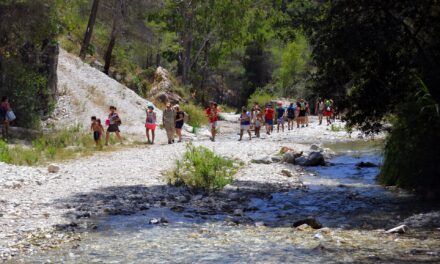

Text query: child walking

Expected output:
[255,110,263,138]
[145,104,157,144]
[239,107,252,141]
[91,116,104,146]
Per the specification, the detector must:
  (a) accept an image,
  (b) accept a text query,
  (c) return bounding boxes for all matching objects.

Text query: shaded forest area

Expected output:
[1,0,439,197]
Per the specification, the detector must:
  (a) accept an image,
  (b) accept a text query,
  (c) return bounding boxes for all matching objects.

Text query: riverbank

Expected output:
[1,117,439,263]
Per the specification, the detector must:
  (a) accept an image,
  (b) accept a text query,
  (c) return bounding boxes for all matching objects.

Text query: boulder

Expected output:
[148,66,183,104]
[294,156,308,166]
[293,217,323,229]
[271,156,282,163]
[283,151,303,164]
[304,152,326,166]
[48,164,60,173]
[281,169,294,178]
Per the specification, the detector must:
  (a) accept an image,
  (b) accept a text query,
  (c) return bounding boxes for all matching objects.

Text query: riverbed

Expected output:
[14,136,440,263]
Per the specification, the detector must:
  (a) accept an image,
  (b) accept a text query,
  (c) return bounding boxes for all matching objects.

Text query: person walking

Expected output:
[206,101,219,141]
[264,103,275,135]
[175,105,185,143]
[276,101,286,132]
[287,102,296,130]
[105,106,123,145]
[163,102,176,144]
[238,107,252,141]
[145,104,157,144]
[317,98,325,125]
[1,96,14,138]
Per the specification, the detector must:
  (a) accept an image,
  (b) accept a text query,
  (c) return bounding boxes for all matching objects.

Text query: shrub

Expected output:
[165,143,239,191]
[247,90,276,109]
[379,85,440,197]
[181,103,208,128]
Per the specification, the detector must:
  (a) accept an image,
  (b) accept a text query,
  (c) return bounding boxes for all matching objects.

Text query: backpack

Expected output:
[300,102,306,111]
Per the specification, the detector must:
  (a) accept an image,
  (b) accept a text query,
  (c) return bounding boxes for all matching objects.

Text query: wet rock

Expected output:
[385,224,408,234]
[171,206,185,213]
[281,169,294,178]
[251,156,272,164]
[305,152,326,166]
[48,164,60,173]
[294,156,308,166]
[310,144,321,151]
[149,217,168,225]
[293,217,323,229]
[233,209,244,216]
[356,161,378,168]
[228,192,241,201]
[255,221,266,227]
[283,151,303,164]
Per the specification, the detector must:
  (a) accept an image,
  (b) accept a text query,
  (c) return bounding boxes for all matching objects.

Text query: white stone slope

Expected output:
[48,49,163,138]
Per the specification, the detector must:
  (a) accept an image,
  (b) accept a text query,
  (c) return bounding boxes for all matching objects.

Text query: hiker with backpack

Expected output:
[276,101,286,133]
[1,96,15,138]
[287,102,296,130]
[105,106,123,145]
[206,101,219,142]
[174,105,185,143]
[163,102,176,144]
[317,98,325,125]
[297,99,307,128]
[145,104,157,144]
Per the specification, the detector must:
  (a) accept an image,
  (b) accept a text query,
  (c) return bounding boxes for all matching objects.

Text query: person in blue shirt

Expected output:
[286,102,296,130]
[238,106,252,141]
[276,101,286,133]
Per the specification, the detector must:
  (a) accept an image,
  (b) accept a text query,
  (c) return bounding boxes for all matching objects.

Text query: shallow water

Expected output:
[18,141,440,263]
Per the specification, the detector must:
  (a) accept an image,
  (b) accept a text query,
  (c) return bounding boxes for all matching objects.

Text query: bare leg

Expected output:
[105,131,110,145]
[146,128,151,143]
[115,131,123,144]
[248,129,252,140]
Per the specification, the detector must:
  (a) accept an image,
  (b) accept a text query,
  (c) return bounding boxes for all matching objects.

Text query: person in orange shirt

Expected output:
[206,101,219,141]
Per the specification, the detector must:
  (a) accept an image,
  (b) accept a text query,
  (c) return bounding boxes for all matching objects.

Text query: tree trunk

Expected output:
[103,0,123,75]
[79,0,100,59]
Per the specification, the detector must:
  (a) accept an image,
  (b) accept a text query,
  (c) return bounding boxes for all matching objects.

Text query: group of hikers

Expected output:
[234,98,335,141]
[1,94,335,146]
[91,102,186,146]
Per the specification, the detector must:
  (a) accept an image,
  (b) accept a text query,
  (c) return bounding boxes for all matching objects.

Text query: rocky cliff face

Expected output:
[148,67,183,104]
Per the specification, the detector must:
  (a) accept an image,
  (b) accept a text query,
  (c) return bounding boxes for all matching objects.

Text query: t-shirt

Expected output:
[146,111,156,124]
[265,108,274,120]
[176,111,184,123]
[109,112,120,125]
[206,107,218,122]
[318,102,325,111]
[276,107,285,119]
[287,106,296,117]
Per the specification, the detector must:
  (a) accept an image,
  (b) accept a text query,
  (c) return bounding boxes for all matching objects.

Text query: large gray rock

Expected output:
[148,67,183,104]
[283,151,303,164]
[251,156,272,164]
[292,217,323,229]
[305,152,326,166]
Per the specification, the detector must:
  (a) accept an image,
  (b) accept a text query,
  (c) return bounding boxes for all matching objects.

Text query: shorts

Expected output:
[287,115,295,120]
[255,121,261,128]
[265,119,273,126]
[107,124,120,133]
[93,131,100,141]
[209,122,217,129]
[240,125,250,130]
[145,123,157,130]
[176,121,184,129]
[324,111,332,117]
[277,118,284,124]
[299,110,306,117]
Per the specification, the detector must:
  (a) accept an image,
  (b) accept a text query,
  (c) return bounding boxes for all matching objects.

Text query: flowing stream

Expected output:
[17,141,440,263]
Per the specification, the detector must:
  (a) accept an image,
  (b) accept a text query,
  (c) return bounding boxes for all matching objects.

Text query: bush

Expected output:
[247,90,276,109]
[165,143,240,191]
[181,103,208,128]
[379,85,440,197]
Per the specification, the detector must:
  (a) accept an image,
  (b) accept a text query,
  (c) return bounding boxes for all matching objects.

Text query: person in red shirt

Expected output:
[264,103,274,135]
[206,101,219,141]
